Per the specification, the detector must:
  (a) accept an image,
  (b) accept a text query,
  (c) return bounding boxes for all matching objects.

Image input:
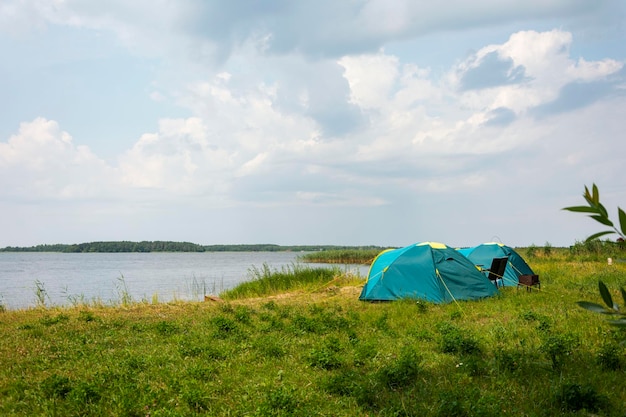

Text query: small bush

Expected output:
[256,385,300,417]
[596,343,623,371]
[211,315,240,338]
[321,370,363,397]
[258,313,285,332]
[181,382,211,413]
[437,322,481,355]
[155,320,180,336]
[41,374,72,399]
[555,383,606,412]
[40,313,70,327]
[526,244,538,259]
[254,336,286,359]
[68,381,101,404]
[78,310,97,322]
[436,390,467,417]
[543,242,553,256]
[519,310,540,322]
[540,333,580,370]
[291,314,323,334]
[494,349,523,373]
[233,305,253,324]
[261,300,278,310]
[373,311,391,332]
[353,340,377,367]
[377,346,422,390]
[456,355,488,377]
[308,337,343,370]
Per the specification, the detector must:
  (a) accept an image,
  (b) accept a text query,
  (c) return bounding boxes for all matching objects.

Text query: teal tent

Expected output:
[359,242,499,303]
[457,242,535,287]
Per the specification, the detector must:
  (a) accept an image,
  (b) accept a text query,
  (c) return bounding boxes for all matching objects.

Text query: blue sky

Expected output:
[1,0,625,248]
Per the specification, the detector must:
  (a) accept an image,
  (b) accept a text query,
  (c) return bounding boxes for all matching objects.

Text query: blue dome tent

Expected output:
[457,242,535,287]
[359,242,499,303]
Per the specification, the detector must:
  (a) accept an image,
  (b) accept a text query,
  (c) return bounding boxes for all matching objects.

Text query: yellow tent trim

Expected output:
[483,242,505,247]
[417,242,447,249]
[364,249,394,283]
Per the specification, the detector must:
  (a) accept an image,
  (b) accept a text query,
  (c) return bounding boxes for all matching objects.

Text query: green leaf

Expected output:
[590,215,614,227]
[621,287,626,307]
[592,183,600,205]
[576,301,610,314]
[562,206,601,214]
[585,231,615,242]
[599,281,615,310]
[597,202,610,219]
[583,185,593,204]
[618,207,626,237]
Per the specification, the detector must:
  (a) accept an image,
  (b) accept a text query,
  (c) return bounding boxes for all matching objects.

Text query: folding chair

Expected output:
[486,257,508,288]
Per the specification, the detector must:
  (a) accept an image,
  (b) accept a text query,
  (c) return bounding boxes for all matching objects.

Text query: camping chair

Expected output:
[486,257,508,288]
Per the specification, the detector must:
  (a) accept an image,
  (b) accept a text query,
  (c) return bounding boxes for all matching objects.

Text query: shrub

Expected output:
[255,385,300,417]
[540,333,580,370]
[437,322,481,355]
[377,346,422,390]
[555,383,606,412]
[211,315,240,338]
[291,314,323,334]
[233,305,254,324]
[40,313,69,326]
[494,349,523,373]
[68,381,101,404]
[596,342,623,371]
[436,390,467,417]
[181,382,211,413]
[254,336,286,359]
[155,320,180,336]
[78,310,97,322]
[41,374,72,399]
[543,241,553,256]
[308,344,343,370]
[321,370,364,396]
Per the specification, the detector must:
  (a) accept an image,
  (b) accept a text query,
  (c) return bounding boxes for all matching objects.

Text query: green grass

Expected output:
[0,255,625,416]
[219,263,347,300]
[299,248,387,264]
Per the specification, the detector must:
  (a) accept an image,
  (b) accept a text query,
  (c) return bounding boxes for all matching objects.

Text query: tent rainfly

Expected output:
[359,242,499,303]
[457,242,535,287]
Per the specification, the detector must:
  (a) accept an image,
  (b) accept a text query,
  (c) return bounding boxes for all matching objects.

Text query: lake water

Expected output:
[0,252,369,310]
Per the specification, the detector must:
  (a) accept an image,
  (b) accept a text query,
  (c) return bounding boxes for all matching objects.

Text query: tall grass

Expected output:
[299,248,385,264]
[220,263,342,300]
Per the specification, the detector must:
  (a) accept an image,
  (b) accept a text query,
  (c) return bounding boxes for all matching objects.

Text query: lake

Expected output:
[0,252,369,310]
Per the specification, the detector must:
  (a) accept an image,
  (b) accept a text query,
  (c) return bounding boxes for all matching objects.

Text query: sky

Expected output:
[1,0,625,248]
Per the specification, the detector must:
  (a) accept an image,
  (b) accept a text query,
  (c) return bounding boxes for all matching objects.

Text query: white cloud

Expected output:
[0,0,624,247]
[0,118,113,200]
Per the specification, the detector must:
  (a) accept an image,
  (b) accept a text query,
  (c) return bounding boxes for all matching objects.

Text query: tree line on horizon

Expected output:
[0,241,385,253]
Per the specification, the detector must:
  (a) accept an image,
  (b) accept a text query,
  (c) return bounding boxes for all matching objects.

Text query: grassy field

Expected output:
[1,252,625,416]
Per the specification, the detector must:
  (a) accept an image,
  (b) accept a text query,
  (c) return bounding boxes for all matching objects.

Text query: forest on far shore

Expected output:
[0,241,384,253]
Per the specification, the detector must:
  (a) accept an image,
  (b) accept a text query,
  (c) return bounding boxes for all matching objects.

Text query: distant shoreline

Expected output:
[0,241,384,253]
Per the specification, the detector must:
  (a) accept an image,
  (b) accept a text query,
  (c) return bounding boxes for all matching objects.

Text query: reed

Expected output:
[220,263,341,300]
[299,248,385,264]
